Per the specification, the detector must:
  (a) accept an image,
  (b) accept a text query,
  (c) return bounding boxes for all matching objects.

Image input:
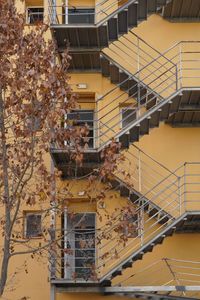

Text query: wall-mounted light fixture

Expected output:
[76,83,87,89]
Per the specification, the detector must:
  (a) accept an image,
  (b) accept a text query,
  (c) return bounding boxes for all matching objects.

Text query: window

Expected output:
[27,7,44,24]
[63,8,95,24]
[121,108,136,128]
[24,212,42,238]
[62,213,96,280]
[65,110,94,148]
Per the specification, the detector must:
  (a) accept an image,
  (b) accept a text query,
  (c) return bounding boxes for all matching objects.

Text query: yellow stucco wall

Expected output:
[5,1,200,300]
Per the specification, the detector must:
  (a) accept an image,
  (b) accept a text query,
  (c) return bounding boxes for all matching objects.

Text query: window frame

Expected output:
[120,107,136,129]
[26,6,44,25]
[23,211,43,239]
[64,109,95,149]
[62,211,96,280]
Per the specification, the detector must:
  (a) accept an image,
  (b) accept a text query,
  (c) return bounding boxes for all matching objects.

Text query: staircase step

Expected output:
[156,235,165,245]
[128,3,138,27]
[143,201,149,211]
[111,270,122,278]
[149,110,161,128]
[138,85,147,104]
[119,72,129,91]
[170,95,181,112]
[139,118,150,135]
[132,253,143,261]
[148,207,159,218]
[122,261,133,269]
[119,133,130,149]
[109,178,120,190]
[158,214,170,225]
[100,56,110,77]
[108,17,118,42]
[129,125,140,142]
[110,64,119,84]
[146,93,157,110]
[120,184,130,197]
[98,25,109,48]
[100,280,112,287]
[128,79,138,98]
[118,9,128,34]
[129,192,140,203]
[165,228,175,236]
[144,244,154,253]
[138,0,148,20]
[160,103,171,120]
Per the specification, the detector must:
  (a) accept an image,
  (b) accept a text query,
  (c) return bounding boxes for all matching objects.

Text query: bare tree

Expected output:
[0,0,80,295]
[0,1,138,296]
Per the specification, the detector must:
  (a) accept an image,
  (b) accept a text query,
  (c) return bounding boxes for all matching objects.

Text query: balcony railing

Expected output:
[48,0,137,25]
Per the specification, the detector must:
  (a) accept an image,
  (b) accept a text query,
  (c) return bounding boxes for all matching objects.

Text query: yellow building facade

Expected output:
[7,1,200,300]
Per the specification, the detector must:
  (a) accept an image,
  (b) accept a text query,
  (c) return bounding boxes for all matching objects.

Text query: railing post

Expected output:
[50,159,56,279]
[137,37,141,115]
[64,207,68,279]
[178,176,181,216]
[49,226,56,279]
[138,149,142,192]
[95,95,102,148]
[52,0,57,24]
[137,36,140,73]
[140,200,144,247]
[179,43,182,90]
[184,163,187,211]
[175,64,178,91]
[94,108,98,149]
[94,0,98,24]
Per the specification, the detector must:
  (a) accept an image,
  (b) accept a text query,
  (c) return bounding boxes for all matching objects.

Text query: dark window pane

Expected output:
[27,8,44,24]
[65,213,96,280]
[26,214,42,238]
[66,110,94,148]
[63,8,95,24]
[122,109,136,128]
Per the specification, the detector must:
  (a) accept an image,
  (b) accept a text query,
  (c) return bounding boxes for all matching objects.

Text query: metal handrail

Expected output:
[48,0,137,26]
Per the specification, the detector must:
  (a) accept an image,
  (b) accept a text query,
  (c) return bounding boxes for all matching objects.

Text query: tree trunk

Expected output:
[0,87,11,296]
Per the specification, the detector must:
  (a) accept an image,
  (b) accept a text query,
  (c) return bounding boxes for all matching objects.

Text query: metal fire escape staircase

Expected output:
[51,160,200,287]
[95,40,200,151]
[49,0,200,294]
[49,42,200,295]
[51,38,200,175]
[96,162,200,285]
[48,0,172,70]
